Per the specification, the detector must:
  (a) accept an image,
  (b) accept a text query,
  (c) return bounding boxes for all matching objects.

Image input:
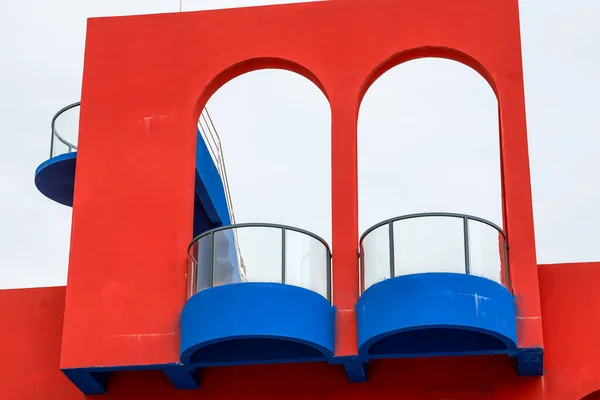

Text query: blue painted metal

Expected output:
[194,130,231,226]
[62,369,108,395]
[514,347,544,376]
[62,363,200,395]
[343,362,368,383]
[34,152,77,207]
[356,273,518,359]
[180,282,335,366]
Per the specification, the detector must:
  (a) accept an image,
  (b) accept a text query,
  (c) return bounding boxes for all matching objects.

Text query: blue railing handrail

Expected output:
[359,212,509,293]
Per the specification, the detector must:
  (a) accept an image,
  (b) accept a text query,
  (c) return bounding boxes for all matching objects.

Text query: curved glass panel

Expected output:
[360,213,508,292]
[188,224,332,301]
[468,219,507,284]
[360,223,391,292]
[51,103,80,158]
[392,216,465,276]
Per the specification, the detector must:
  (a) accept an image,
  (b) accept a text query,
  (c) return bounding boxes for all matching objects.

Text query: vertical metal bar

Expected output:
[358,246,363,295]
[463,217,470,275]
[281,228,286,284]
[50,130,54,158]
[327,251,332,305]
[503,239,510,290]
[208,232,215,288]
[389,222,395,278]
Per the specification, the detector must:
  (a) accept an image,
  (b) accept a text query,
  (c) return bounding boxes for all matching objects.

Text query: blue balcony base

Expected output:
[180,283,335,367]
[356,273,518,360]
[34,152,77,207]
[513,347,544,376]
[62,363,199,395]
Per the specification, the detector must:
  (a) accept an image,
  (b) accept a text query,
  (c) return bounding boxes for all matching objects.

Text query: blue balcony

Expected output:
[356,213,519,363]
[34,102,79,207]
[181,223,335,367]
[34,103,233,237]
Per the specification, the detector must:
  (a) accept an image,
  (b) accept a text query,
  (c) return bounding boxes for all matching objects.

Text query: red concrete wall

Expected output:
[62,0,541,370]
[0,287,80,398]
[1,262,599,398]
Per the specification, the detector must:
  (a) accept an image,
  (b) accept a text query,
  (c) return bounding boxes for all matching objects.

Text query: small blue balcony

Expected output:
[357,213,518,362]
[181,223,335,367]
[34,102,79,206]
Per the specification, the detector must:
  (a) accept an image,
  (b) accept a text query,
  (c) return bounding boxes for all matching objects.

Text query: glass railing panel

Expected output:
[468,219,507,285]
[361,223,391,291]
[216,227,282,287]
[51,102,80,158]
[359,213,510,293]
[189,234,213,296]
[188,224,332,302]
[284,230,329,299]
[392,216,465,277]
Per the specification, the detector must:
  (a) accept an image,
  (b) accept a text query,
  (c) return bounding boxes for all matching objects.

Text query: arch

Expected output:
[358,46,498,108]
[188,64,333,295]
[357,55,503,284]
[193,57,329,123]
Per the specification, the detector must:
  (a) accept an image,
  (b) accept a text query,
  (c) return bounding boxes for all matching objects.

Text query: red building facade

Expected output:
[3,0,600,398]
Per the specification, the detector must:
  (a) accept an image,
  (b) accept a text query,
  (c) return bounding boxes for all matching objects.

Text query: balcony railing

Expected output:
[187,223,333,303]
[47,102,239,241]
[50,102,80,158]
[359,212,509,293]
[197,107,236,226]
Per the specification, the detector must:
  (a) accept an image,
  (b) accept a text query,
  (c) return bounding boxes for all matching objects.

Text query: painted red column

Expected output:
[330,85,361,357]
[497,77,544,349]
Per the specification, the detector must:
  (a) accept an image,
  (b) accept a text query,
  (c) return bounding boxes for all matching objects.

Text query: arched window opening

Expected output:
[358,58,504,290]
[189,69,332,301]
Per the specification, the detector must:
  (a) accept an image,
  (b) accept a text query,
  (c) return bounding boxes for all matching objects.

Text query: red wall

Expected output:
[2,262,599,399]
[62,0,541,370]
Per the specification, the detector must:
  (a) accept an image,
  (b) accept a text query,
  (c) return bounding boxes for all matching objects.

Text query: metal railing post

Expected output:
[463,217,470,275]
[187,223,333,301]
[327,252,332,305]
[388,221,395,279]
[359,213,509,291]
[503,239,510,289]
[281,228,286,284]
[208,232,215,288]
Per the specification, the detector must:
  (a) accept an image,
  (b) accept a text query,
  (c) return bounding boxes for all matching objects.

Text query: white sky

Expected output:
[0,0,599,289]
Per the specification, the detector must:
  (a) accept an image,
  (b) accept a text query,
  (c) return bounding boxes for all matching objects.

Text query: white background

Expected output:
[0,0,599,289]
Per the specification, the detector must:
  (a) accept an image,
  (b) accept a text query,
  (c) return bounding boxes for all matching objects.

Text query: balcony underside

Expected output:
[180,282,335,367]
[34,152,77,206]
[357,273,518,359]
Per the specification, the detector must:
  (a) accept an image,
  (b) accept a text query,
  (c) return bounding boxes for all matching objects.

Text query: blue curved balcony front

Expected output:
[357,272,517,357]
[181,223,334,367]
[357,213,517,360]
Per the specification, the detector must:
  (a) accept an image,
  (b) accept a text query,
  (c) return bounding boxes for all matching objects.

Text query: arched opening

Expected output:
[181,67,334,367]
[358,57,504,290]
[189,68,332,299]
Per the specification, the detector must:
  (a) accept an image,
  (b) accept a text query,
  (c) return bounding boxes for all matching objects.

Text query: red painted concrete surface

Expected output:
[2,262,600,399]
[62,0,541,371]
